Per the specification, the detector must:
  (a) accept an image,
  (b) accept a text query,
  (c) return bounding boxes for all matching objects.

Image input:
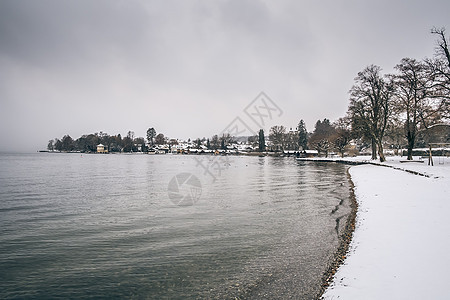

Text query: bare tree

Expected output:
[432,27,450,68]
[220,133,234,146]
[284,131,299,150]
[269,125,286,151]
[247,135,258,149]
[429,27,450,121]
[384,117,406,156]
[308,119,336,157]
[333,117,351,158]
[210,135,220,150]
[392,58,440,160]
[348,65,394,162]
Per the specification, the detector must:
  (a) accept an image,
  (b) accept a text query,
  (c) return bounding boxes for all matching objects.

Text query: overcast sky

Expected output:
[1,0,449,152]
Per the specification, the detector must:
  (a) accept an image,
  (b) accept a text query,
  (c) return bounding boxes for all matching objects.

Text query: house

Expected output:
[299,149,319,158]
[416,124,450,146]
[97,144,108,153]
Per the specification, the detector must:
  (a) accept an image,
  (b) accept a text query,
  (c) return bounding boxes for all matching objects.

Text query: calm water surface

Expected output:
[0,153,350,299]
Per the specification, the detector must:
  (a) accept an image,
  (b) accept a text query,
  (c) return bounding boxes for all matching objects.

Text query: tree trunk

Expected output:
[377,140,386,162]
[407,148,412,160]
[406,132,415,161]
[371,138,377,160]
[407,140,414,160]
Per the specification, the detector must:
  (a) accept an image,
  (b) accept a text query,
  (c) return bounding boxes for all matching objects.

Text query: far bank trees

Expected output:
[308,118,335,157]
[146,128,156,147]
[258,129,265,152]
[297,120,308,150]
[269,125,286,151]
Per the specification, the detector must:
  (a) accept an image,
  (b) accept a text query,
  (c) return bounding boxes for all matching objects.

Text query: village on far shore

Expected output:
[42,27,450,162]
[42,122,450,160]
[42,25,450,161]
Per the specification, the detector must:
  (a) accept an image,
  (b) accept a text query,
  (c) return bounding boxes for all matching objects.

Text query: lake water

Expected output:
[0,153,351,299]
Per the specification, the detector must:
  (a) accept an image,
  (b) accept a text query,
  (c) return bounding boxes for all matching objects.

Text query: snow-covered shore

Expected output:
[317,156,450,299]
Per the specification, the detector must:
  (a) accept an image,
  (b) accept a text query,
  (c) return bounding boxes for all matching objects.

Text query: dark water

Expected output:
[0,153,350,299]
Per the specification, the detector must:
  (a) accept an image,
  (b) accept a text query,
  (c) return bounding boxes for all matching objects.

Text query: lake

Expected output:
[0,153,351,299]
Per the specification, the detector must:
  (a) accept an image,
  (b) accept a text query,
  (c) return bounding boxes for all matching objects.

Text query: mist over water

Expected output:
[0,153,350,299]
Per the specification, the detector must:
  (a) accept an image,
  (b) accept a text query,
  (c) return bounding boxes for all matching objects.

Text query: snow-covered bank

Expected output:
[321,157,450,299]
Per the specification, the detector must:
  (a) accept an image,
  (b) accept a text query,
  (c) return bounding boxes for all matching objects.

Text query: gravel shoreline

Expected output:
[315,167,358,299]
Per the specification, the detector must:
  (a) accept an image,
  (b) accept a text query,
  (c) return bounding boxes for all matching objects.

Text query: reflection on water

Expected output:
[0,153,350,299]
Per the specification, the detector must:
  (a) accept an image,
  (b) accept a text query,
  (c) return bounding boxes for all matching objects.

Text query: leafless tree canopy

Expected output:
[348,65,394,162]
[432,27,450,69]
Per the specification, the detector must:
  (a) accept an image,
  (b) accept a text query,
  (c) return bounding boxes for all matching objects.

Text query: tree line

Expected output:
[48,128,243,153]
[346,27,449,162]
[266,27,449,161]
[260,118,349,158]
[48,128,172,153]
[48,28,448,159]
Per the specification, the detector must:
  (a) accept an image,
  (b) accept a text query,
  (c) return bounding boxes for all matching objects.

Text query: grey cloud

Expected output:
[1,0,449,152]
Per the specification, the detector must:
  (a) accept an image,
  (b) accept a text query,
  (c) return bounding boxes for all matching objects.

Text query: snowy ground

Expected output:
[319,156,450,300]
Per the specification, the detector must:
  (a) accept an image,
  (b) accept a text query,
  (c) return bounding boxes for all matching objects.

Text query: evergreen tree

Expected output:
[258,129,265,152]
[61,135,74,151]
[297,120,308,150]
[146,128,156,146]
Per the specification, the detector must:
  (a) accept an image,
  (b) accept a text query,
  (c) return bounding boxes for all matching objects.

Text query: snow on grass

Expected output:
[321,156,450,299]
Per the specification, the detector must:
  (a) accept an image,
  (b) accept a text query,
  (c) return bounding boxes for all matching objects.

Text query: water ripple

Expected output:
[0,153,350,299]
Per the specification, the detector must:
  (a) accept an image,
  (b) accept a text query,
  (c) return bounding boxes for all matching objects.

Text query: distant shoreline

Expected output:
[37,150,301,157]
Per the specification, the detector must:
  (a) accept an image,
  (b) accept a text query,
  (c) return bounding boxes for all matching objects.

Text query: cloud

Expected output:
[0,0,449,151]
